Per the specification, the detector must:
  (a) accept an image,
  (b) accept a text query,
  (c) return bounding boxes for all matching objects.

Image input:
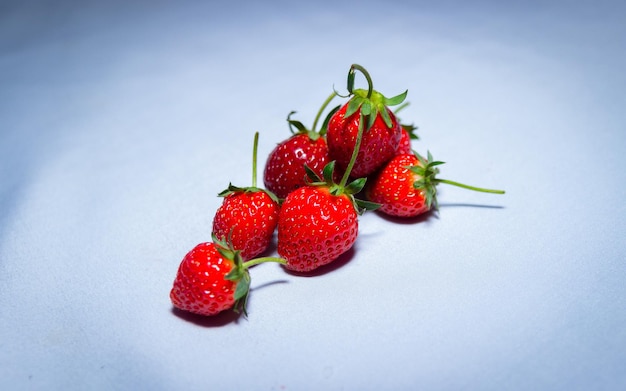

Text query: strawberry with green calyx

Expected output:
[327,64,407,178]
[366,151,505,217]
[393,102,420,155]
[212,132,280,261]
[263,92,341,199]
[170,236,286,317]
[277,112,380,273]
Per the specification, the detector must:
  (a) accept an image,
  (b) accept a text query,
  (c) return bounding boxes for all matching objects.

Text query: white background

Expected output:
[1,1,625,390]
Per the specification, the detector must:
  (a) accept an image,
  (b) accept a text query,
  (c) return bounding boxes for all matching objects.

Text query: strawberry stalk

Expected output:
[435,179,505,194]
[311,91,338,135]
[287,92,339,140]
[344,64,407,131]
[215,234,286,315]
[242,257,287,268]
[410,151,505,209]
[219,132,279,203]
[338,117,365,189]
[252,131,259,188]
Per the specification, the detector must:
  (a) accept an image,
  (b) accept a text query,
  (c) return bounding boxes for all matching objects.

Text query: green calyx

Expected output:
[344,64,408,131]
[408,151,506,210]
[287,92,340,140]
[217,131,279,204]
[304,161,380,215]
[217,183,280,204]
[213,234,286,316]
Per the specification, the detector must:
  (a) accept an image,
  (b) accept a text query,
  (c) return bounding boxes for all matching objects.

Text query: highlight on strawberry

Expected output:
[169,236,286,317]
[366,151,505,217]
[327,64,407,178]
[212,132,280,261]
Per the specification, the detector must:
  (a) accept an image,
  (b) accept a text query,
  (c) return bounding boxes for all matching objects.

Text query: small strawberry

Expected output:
[393,102,419,155]
[170,238,285,316]
[396,123,419,155]
[277,111,380,272]
[213,132,280,260]
[327,64,406,178]
[367,151,505,217]
[263,93,340,199]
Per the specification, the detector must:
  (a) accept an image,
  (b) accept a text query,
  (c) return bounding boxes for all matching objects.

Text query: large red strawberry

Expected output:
[367,151,505,217]
[170,239,285,316]
[263,93,340,199]
[327,64,406,178]
[277,108,380,272]
[277,164,376,272]
[213,132,280,260]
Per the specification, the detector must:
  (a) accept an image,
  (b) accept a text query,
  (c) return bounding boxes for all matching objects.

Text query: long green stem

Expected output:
[437,178,505,194]
[252,131,259,187]
[339,115,365,188]
[242,257,287,268]
[349,64,374,99]
[311,92,337,132]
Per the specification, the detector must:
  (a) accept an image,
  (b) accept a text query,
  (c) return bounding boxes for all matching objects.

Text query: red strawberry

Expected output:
[170,239,286,316]
[367,151,505,217]
[396,123,419,155]
[327,64,406,178]
[213,132,279,260]
[277,105,380,272]
[264,94,340,199]
[393,102,420,155]
[277,163,375,272]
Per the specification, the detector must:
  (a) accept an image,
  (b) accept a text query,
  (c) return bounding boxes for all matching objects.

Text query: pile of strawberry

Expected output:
[169,64,505,317]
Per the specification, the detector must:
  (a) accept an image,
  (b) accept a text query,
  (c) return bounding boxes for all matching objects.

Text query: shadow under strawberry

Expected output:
[374,208,438,225]
[171,306,243,327]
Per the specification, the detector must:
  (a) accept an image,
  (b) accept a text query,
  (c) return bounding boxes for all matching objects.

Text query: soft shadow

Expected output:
[171,306,243,327]
[170,279,289,327]
[282,247,356,277]
[374,209,438,225]
[437,202,506,209]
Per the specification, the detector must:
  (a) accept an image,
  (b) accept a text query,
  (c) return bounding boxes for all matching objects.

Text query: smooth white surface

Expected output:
[1,1,625,390]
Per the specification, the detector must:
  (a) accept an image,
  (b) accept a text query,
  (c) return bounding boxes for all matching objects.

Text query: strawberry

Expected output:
[263,93,340,199]
[393,102,419,155]
[212,132,280,260]
[277,108,380,272]
[367,151,505,217]
[327,64,407,178]
[170,238,285,316]
[396,123,419,155]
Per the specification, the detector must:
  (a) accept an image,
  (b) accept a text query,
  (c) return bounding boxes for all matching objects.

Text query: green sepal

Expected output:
[287,111,308,133]
[345,96,363,119]
[322,161,336,183]
[384,90,408,106]
[217,183,279,204]
[402,123,420,140]
[344,177,366,195]
[378,106,393,129]
[303,163,323,183]
[320,105,340,136]
[354,198,382,214]
[231,271,250,300]
[406,150,444,210]
[217,183,245,197]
